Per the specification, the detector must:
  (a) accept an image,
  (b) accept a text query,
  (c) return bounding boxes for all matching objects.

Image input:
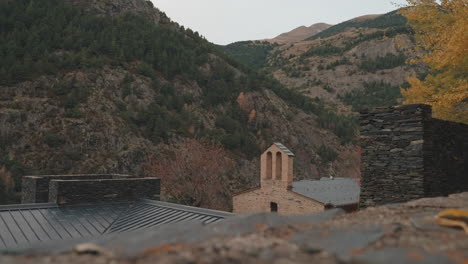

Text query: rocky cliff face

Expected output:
[270,27,420,108]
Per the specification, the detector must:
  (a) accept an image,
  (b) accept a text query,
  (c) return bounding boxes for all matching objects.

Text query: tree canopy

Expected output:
[144,140,234,211]
[401,0,468,123]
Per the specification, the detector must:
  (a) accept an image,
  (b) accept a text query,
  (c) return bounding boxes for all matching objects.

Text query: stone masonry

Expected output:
[48,178,160,205]
[233,143,324,215]
[360,104,468,207]
[233,181,324,215]
[21,174,132,204]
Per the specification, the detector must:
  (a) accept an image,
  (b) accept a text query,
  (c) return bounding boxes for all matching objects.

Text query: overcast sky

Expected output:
[151,0,408,45]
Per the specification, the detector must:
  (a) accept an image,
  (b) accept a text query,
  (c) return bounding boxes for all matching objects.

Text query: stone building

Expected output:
[360,104,468,207]
[233,143,360,215]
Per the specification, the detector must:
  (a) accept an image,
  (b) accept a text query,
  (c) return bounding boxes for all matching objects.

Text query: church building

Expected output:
[233,143,360,215]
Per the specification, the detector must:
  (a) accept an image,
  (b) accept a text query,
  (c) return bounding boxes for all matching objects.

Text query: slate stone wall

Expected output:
[21,177,40,204]
[427,119,468,196]
[21,174,133,204]
[360,104,468,207]
[48,178,160,205]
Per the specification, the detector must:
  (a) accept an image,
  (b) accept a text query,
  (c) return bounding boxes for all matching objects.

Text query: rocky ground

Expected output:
[1,193,467,264]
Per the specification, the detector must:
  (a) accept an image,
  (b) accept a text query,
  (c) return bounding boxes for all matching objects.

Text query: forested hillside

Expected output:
[222,10,426,113]
[221,41,278,70]
[0,0,359,207]
[307,11,408,40]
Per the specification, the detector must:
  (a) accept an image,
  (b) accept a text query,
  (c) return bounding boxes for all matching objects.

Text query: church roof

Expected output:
[292,177,360,206]
[273,143,295,156]
[0,200,232,251]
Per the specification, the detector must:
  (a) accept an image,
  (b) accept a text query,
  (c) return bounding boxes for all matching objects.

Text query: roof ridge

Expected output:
[0,203,58,211]
[273,142,295,156]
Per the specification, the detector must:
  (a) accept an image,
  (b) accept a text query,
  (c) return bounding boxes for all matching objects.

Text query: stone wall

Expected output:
[48,178,160,205]
[233,181,323,215]
[427,119,468,196]
[21,174,132,203]
[360,104,468,207]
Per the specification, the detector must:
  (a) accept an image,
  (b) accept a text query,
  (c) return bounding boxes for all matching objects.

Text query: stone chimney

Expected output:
[21,174,160,205]
[260,143,294,188]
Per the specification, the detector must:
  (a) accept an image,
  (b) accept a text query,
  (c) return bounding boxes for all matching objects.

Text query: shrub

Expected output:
[326,57,351,69]
[303,43,343,57]
[64,151,81,161]
[359,53,406,72]
[44,132,66,148]
[339,81,403,111]
[317,145,338,164]
[222,41,278,69]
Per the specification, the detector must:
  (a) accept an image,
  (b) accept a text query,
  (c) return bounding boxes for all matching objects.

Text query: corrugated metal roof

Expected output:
[274,143,295,156]
[0,200,232,251]
[292,177,360,206]
[106,200,230,234]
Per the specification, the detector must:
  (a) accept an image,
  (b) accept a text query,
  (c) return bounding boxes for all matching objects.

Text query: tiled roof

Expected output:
[0,200,232,251]
[292,177,360,206]
[274,143,295,156]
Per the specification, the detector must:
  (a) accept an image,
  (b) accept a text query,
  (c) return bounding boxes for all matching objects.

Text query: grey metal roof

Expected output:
[292,177,360,206]
[106,200,231,233]
[0,200,232,251]
[274,143,295,156]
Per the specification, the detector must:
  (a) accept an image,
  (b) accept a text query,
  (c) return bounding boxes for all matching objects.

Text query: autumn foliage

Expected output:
[145,140,235,211]
[400,0,468,123]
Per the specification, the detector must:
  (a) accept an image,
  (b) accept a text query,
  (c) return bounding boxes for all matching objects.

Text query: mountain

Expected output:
[265,23,332,44]
[349,14,382,22]
[0,0,358,206]
[221,24,331,70]
[221,41,279,70]
[223,10,426,113]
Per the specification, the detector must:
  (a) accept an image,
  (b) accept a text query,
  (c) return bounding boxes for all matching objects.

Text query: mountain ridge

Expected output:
[263,23,332,44]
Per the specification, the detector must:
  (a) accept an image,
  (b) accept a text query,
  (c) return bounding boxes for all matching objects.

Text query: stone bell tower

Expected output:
[260,143,295,189]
